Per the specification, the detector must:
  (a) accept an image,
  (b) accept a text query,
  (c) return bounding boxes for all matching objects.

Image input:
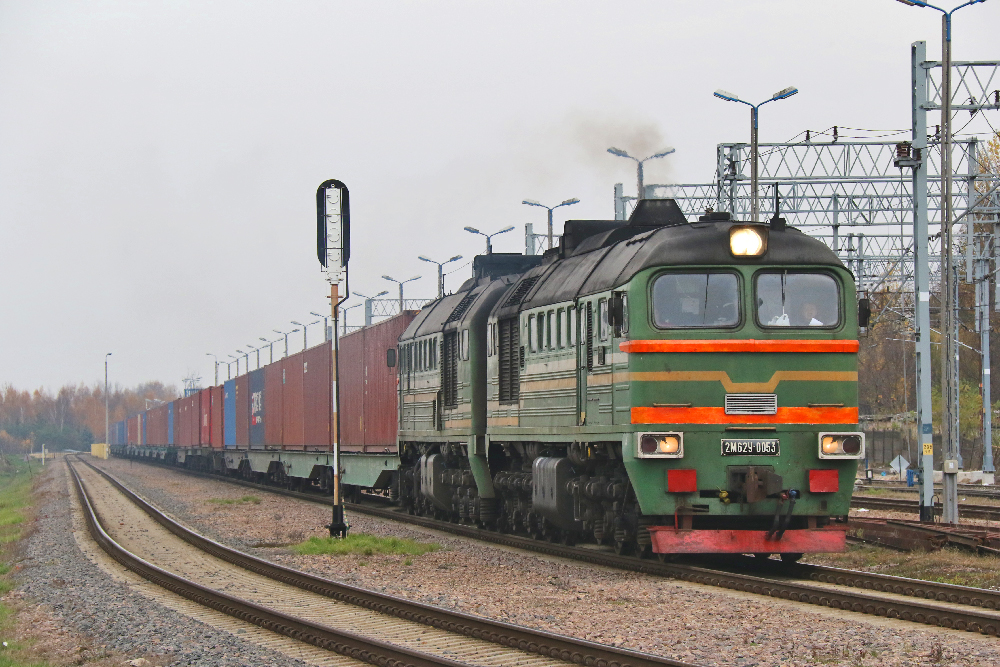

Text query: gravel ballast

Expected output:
[9,458,325,667]
[87,456,1000,667]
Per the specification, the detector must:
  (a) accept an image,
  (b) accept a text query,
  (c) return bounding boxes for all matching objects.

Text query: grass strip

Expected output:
[0,455,51,667]
[207,495,261,505]
[292,533,440,557]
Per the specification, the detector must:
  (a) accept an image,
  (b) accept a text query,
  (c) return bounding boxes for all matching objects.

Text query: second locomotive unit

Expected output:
[395,199,862,558]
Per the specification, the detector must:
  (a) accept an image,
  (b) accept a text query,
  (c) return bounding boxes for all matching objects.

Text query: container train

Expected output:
[111,198,864,559]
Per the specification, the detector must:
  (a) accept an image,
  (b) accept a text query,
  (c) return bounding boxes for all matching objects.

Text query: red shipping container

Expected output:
[282,352,305,449]
[340,311,415,453]
[264,362,283,447]
[235,375,249,446]
[303,343,332,450]
[147,404,168,445]
[180,395,198,448]
[176,398,188,447]
[339,332,364,453]
[211,385,224,448]
[189,395,199,446]
[127,415,139,445]
[200,388,211,445]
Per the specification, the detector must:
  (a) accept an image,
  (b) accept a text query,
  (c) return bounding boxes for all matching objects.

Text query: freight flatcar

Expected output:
[112,198,864,559]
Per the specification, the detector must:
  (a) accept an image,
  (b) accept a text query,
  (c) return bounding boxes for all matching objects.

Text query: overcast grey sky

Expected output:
[1,1,997,391]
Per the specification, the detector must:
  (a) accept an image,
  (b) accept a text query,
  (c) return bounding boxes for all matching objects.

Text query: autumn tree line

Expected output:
[0,382,179,455]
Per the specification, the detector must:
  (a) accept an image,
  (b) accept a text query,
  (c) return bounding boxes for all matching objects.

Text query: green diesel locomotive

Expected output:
[396,199,862,558]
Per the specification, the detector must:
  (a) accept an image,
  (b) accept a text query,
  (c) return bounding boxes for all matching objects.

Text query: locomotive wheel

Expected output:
[780,552,803,563]
[613,539,634,556]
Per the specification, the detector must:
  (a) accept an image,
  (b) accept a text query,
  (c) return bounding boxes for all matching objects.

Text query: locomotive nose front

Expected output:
[622,230,861,555]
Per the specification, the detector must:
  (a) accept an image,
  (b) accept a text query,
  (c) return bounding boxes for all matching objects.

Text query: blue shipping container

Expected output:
[249,368,265,447]
[224,379,236,447]
[167,403,175,445]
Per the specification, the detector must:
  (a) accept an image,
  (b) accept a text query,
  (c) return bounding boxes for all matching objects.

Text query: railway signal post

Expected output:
[317,179,351,537]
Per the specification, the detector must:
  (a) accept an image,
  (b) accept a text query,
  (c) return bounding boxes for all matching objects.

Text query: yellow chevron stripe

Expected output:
[630,370,857,393]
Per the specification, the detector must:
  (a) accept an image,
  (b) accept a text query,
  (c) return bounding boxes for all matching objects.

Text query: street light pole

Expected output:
[228,354,238,377]
[713,86,798,221]
[418,254,463,298]
[463,226,514,254]
[606,148,676,202]
[310,311,330,342]
[522,198,580,250]
[896,0,987,525]
[341,303,362,335]
[246,344,261,369]
[274,328,299,358]
[206,353,218,385]
[382,275,421,313]
[105,353,112,445]
[352,291,389,325]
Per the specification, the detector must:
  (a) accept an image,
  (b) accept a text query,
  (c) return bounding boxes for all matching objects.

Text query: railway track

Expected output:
[855,481,1000,501]
[97,456,1000,635]
[851,495,1000,522]
[69,456,698,667]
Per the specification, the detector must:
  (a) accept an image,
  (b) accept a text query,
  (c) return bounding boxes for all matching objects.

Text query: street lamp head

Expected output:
[895,0,926,6]
[498,225,515,234]
[236,349,244,353]
[522,199,543,207]
[418,256,435,264]
[560,198,580,206]
[382,275,398,283]
[771,86,798,100]
[714,89,741,103]
[259,337,268,342]
[291,320,303,326]
[375,290,389,297]
[405,275,421,283]
[309,311,324,317]
[447,254,462,263]
[607,147,632,159]
[648,148,676,160]
[290,328,300,333]
[463,226,481,235]
[272,329,283,335]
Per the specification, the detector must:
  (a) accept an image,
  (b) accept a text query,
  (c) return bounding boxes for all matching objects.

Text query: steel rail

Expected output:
[73,457,697,667]
[851,495,1000,521]
[107,456,1000,634]
[68,459,471,667]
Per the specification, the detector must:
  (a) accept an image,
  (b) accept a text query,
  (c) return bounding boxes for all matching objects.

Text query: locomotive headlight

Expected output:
[637,432,684,458]
[818,432,865,459]
[658,435,680,454]
[729,226,768,257]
